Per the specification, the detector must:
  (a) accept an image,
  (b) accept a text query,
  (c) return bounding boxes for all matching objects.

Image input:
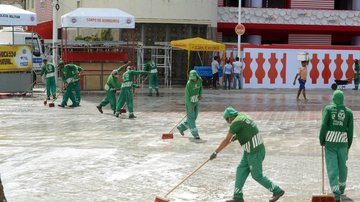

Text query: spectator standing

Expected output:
[211,56,220,89]
[224,59,233,90]
[233,57,242,89]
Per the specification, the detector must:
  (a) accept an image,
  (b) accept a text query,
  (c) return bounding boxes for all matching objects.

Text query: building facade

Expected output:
[218,0,360,45]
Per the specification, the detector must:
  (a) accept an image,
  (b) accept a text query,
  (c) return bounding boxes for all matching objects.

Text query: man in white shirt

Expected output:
[211,56,220,89]
[233,57,242,89]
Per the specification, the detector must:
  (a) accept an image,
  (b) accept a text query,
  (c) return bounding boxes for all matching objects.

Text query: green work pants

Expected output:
[73,80,81,104]
[148,73,159,94]
[177,102,200,138]
[100,90,116,111]
[234,146,282,200]
[325,146,348,199]
[354,76,359,90]
[115,87,134,115]
[46,76,56,98]
[61,82,77,106]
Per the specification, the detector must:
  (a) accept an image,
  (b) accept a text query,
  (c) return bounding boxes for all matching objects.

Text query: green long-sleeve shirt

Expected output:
[185,71,203,105]
[40,63,55,78]
[354,62,360,79]
[105,66,125,91]
[319,90,353,149]
[144,60,157,74]
[230,112,263,154]
[121,70,148,88]
[61,64,82,84]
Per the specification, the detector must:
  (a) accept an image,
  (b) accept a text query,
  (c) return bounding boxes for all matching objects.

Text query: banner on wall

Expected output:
[0,45,32,72]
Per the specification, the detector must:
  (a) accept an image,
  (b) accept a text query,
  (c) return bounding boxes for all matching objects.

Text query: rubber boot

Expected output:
[269,190,285,202]
[96,105,103,114]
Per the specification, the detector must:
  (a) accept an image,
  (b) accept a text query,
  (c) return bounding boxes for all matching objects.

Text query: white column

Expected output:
[353,0,360,10]
[252,0,262,8]
[248,35,262,45]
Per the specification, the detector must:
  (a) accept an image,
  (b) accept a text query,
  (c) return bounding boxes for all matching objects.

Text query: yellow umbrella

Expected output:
[170,37,225,76]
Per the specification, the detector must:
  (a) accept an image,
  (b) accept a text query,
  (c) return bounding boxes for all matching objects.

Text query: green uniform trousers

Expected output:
[234,146,282,200]
[73,80,81,104]
[46,76,56,98]
[177,102,200,138]
[100,90,116,111]
[354,76,359,90]
[148,73,159,94]
[325,146,348,199]
[61,82,77,106]
[115,87,134,115]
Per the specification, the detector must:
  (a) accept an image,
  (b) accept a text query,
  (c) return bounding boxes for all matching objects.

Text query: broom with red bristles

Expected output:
[311,146,335,202]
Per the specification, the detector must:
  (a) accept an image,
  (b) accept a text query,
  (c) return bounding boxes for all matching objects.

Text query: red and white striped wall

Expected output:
[290,0,334,9]
[224,45,360,89]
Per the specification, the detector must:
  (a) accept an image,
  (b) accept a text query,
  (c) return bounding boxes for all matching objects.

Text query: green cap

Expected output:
[58,60,64,65]
[223,106,238,118]
[189,70,199,80]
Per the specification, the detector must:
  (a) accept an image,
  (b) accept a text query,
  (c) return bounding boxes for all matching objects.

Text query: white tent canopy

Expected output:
[61,8,135,29]
[0,4,37,26]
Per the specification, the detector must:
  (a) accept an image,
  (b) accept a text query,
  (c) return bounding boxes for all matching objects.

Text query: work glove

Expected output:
[132,84,140,88]
[209,152,217,160]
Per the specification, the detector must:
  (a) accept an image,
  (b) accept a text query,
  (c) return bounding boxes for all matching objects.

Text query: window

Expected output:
[335,0,352,10]
[223,0,246,7]
[263,0,287,8]
[25,37,41,56]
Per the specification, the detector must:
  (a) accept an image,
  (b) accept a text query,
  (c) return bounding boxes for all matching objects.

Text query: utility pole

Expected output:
[237,0,241,58]
[52,0,59,82]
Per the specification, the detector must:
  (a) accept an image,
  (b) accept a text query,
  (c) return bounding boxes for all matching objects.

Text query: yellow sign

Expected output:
[0,45,32,72]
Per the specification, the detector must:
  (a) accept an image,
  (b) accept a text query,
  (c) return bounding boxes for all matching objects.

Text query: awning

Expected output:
[170,37,225,52]
[0,4,37,26]
[61,8,135,29]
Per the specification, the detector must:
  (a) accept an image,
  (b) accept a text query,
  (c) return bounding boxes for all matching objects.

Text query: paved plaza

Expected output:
[0,87,359,202]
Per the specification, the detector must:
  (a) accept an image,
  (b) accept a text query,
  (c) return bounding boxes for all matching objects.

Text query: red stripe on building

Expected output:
[288,34,332,45]
[218,0,224,7]
[290,0,334,9]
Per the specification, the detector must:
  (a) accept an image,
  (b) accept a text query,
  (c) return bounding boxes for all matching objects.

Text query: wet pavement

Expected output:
[0,87,359,202]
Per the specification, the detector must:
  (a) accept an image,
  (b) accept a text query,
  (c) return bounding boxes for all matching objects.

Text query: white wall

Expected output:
[58,0,218,27]
[239,47,360,89]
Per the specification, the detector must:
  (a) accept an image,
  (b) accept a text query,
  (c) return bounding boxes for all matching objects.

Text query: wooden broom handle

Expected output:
[165,158,210,197]
[322,146,325,195]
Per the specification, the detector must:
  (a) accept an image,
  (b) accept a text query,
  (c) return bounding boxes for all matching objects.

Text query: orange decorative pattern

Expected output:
[255,53,266,84]
[280,53,286,83]
[309,54,320,84]
[243,52,253,83]
[321,54,331,84]
[345,54,355,83]
[334,54,343,80]
[268,53,278,84]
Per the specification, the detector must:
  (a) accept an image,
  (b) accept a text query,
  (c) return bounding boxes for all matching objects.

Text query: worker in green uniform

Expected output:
[177,70,203,139]
[57,61,79,108]
[353,59,360,90]
[115,66,148,119]
[144,60,159,96]
[96,61,131,114]
[73,65,83,104]
[40,58,56,100]
[319,90,353,202]
[209,107,285,202]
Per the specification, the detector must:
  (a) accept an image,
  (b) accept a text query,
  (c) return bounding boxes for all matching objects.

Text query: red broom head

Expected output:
[162,133,174,139]
[154,196,169,202]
